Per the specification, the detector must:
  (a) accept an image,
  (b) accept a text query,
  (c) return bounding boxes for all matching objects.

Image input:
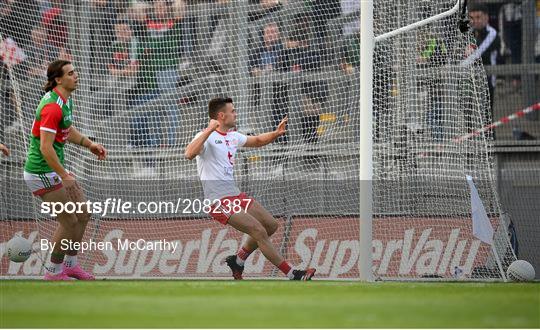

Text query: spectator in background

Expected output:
[247,0,285,22]
[417,27,448,141]
[498,3,522,87]
[129,1,150,43]
[250,23,286,74]
[462,3,500,117]
[1,0,38,141]
[42,0,71,61]
[300,81,328,144]
[27,26,48,76]
[109,21,139,79]
[22,25,49,131]
[303,0,340,65]
[128,2,159,152]
[0,0,40,51]
[249,22,289,143]
[340,29,359,74]
[498,3,522,63]
[103,20,139,119]
[284,13,321,72]
[0,0,40,132]
[145,0,190,146]
[89,0,117,91]
[209,0,284,74]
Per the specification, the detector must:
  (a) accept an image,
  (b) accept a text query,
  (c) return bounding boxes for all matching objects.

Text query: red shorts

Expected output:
[209,192,253,225]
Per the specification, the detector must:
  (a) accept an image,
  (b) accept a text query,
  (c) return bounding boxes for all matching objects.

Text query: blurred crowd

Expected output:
[0,0,539,148]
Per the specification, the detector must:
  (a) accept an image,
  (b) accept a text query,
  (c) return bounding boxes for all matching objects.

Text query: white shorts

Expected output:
[23,171,64,196]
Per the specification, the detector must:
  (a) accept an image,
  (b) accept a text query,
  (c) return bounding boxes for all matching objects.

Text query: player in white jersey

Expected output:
[185,97,315,280]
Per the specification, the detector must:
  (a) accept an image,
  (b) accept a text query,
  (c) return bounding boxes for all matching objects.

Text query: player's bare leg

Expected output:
[40,188,78,280]
[228,212,283,265]
[64,180,90,245]
[226,201,278,279]
[62,180,94,280]
[227,211,315,280]
[240,200,278,253]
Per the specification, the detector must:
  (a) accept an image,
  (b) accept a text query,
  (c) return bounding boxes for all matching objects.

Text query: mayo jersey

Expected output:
[24,88,73,174]
[194,130,247,200]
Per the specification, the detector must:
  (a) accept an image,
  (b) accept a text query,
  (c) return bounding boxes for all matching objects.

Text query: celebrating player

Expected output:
[185,97,315,280]
[23,60,107,280]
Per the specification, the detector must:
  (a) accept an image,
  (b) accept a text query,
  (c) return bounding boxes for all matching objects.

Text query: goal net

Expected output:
[1,0,514,280]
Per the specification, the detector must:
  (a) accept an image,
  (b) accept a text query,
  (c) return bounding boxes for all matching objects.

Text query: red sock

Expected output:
[278,261,292,275]
[237,247,252,261]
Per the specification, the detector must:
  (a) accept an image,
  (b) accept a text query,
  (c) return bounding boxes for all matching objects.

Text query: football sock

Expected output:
[278,261,292,277]
[47,253,64,275]
[236,246,253,266]
[64,254,78,268]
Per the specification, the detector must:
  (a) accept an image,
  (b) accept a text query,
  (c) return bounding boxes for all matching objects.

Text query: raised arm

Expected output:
[244,116,287,148]
[185,119,219,160]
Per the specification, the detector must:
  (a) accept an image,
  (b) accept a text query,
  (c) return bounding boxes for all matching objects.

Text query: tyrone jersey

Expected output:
[194,130,247,200]
[24,88,73,174]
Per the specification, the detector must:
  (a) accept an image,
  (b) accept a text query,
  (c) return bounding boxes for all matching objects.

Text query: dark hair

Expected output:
[468,3,489,14]
[208,97,233,119]
[44,60,71,92]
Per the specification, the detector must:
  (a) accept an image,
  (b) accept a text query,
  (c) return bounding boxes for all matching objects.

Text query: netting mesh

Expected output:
[1,0,514,280]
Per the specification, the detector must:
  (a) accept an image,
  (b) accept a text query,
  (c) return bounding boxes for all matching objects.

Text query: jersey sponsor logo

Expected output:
[214,140,222,144]
[63,114,72,122]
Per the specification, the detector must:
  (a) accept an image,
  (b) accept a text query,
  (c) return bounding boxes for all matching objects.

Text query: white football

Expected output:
[507,260,535,282]
[6,236,32,263]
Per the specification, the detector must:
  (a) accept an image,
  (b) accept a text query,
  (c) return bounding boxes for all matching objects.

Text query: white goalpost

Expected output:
[359,0,374,282]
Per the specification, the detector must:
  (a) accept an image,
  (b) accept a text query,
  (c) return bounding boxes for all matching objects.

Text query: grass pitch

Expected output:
[1,281,538,328]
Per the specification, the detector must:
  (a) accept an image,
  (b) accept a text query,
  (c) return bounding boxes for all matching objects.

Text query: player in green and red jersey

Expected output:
[23,60,107,280]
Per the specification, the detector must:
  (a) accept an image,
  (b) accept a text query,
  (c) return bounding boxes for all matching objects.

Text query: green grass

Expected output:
[1,281,539,328]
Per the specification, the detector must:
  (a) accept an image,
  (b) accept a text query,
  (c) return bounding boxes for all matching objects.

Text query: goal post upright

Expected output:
[359,0,465,282]
[359,0,375,282]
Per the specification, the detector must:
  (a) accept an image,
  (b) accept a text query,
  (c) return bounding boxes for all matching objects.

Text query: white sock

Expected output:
[64,255,78,268]
[287,269,294,279]
[47,262,63,275]
[236,256,245,267]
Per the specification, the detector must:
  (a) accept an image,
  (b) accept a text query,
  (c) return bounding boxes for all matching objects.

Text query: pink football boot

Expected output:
[63,265,95,280]
[43,272,74,281]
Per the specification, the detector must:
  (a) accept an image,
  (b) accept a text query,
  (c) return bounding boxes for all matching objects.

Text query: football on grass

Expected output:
[507,260,535,282]
[7,236,32,263]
